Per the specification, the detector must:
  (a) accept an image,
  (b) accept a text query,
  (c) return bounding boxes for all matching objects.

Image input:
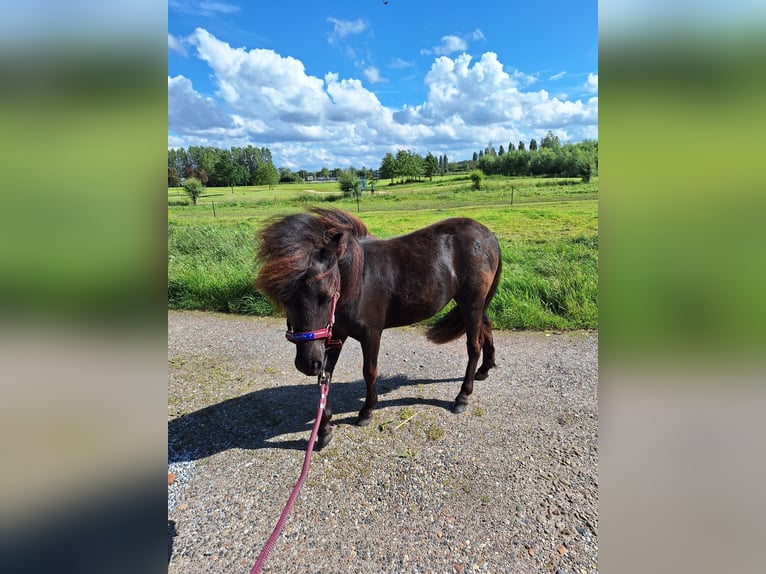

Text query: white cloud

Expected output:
[189,28,329,126]
[471,28,486,42]
[393,51,597,139]
[389,57,414,69]
[168,75,235,134]
[584,73,598,93]
[422,35,468,56]
[169,29,598,170]
[198,2,239,14]
[168,34,187,57]
[327,17,367,44]
[549,71,567,81]
[169,1,239,16]
[363,66,385,84]
[325,73,385,119]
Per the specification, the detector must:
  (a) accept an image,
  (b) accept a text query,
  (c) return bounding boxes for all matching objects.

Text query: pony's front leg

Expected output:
[315,339,345,451]
[357,330,382,426]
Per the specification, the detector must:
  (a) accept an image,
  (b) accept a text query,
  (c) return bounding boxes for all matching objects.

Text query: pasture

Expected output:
[168,174,598,330]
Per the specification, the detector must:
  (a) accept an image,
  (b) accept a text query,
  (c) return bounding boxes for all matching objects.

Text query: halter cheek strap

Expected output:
[285,291,343,348]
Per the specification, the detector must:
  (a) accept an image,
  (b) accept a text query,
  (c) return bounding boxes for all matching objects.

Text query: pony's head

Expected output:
[256,208,368,376]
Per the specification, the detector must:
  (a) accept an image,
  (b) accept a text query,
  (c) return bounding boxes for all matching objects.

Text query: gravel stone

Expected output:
[168,310,598,573]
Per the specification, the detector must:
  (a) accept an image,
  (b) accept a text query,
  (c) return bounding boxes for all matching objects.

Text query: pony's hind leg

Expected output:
[453,307,483,414]
[474,312,496,381]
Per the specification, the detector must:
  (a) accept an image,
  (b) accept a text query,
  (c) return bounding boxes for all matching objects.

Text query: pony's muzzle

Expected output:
[294,343,324,376]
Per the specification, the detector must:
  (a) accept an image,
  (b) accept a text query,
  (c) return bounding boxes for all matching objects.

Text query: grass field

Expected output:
[168,175,598,330]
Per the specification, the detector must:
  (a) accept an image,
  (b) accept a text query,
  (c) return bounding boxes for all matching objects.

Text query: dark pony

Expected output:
[257,208,502,449]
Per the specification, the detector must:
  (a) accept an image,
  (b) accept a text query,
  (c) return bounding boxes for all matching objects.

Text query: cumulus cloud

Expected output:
[584,72,598,93]
[168,75,234,133]
[188,27,329,127]
[395,52,597,135]
[169,29,598,169]
[168,34,187,57]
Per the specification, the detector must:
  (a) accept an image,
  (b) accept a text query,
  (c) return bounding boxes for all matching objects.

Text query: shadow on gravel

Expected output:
[167,520,177,564]
[168,373,460,463]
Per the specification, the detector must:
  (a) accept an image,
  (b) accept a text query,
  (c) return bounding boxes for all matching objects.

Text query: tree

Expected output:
[168,167,181,187]
[279,167,301,183]
[187,146,217,184]
[518,141,525,151]
[529,148,556,175]
[529,138,538,151]
[184,166,208,186]
[472,151,478,163]
[215,151,247,193]
[541,130,561,150]
[255,162,279,188]
[379,153,396,183]
[228,145,272,185]
[338,168,361,197]
[182,177,204,205]
[498,145,505,156]
[395,149,422,183]
[424,152,439,180]
[168,148,190,181]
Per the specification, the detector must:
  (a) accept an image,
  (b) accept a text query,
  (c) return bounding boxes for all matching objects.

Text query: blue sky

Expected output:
[168,0,597,171]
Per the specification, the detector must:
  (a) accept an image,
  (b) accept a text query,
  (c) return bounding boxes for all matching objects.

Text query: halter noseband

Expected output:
[285,282,343,349]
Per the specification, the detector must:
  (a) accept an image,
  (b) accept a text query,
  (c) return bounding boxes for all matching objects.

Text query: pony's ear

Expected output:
[319,232,343,266]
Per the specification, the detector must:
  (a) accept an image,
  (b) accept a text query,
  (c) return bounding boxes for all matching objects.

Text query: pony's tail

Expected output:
[425,306,465,344]
[426,257,503,344]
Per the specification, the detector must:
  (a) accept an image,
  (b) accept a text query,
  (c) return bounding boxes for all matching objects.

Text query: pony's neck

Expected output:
[337,236,364,301]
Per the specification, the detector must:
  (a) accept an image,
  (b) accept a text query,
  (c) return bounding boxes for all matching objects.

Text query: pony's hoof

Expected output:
[315,433,332,451]
[451,402,467,414]
[474,370,489,381]
[355,415,373,427]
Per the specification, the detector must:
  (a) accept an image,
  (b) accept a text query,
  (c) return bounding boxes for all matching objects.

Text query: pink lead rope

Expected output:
[250,380,330,574]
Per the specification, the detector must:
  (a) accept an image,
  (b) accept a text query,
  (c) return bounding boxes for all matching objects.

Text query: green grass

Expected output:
[168,176,598,330]
[168,223,273,315]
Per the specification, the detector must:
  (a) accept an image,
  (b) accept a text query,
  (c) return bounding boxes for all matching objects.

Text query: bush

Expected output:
[182,177,204,205]
[338,169,361,197]
[470,170,484,190]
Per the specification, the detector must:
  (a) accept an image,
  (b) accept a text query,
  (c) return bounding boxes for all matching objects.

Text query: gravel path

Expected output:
[168,310,598,574]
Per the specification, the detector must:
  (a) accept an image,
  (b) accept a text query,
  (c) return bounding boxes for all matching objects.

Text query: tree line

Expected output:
[168,145,279,191]
[168,133,597,195]
[470,132,597,181]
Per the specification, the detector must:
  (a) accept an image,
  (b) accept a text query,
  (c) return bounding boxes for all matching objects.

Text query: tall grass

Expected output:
[168,223,273,315]
[167,217,598,330]
[490,236,598,329]
[168,177,597,329]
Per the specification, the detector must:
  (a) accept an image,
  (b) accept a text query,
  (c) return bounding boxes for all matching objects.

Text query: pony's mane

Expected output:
[256,208,370,303]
